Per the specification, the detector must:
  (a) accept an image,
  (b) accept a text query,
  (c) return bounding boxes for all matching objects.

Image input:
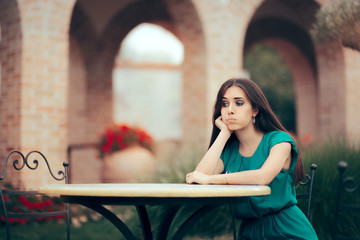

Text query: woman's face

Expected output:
[220,86,257,131]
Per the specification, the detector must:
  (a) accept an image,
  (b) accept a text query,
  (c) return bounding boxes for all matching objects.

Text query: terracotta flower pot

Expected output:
[101,145,155,183]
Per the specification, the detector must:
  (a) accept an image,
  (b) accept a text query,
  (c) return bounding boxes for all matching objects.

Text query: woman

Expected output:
[186,78,318,239]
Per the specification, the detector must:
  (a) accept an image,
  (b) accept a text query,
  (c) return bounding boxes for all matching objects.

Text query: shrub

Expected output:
[0,184,66,225]
[301,138,360,239]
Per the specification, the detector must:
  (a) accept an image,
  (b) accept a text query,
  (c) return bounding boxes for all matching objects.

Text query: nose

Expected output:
[228,103,234,114]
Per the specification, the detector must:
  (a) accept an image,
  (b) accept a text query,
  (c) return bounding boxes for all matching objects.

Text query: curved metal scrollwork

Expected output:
[338,161,359,193]
[299,174,311,186]
[343,177,360,193]
[1,150,66,181]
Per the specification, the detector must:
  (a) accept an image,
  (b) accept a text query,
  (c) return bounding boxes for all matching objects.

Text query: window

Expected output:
[113,23,184,140]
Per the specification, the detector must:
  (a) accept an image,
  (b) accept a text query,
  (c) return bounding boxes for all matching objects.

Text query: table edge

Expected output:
[39,183,271,198]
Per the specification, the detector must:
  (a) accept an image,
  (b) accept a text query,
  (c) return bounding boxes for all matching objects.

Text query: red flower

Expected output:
[0,186,66,225]
[98,123,154,157]
[18,218,27,224]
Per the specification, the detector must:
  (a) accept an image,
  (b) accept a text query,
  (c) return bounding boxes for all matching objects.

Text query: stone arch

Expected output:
[244,0,320,142]
[69,0,181,144]
[263,38,317,142]
[69,0,206,145]
[70,1,162,183]
[68,0,206,182]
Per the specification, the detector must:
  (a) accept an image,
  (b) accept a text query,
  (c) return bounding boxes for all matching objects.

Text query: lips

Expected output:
[226,118,237,123]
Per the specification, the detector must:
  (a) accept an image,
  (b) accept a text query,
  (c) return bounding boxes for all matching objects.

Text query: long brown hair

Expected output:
[209,78,305,184]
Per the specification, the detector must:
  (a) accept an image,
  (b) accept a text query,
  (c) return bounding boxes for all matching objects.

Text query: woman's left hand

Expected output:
[186,171,210,184]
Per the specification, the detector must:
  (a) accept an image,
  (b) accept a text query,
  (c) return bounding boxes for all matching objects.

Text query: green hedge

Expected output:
[301,138,360,239]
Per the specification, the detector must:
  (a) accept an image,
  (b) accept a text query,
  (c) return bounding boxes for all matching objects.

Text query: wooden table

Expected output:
[39,183,271,240]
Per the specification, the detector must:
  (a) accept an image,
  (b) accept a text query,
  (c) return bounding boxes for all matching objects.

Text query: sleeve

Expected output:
[267,131,298,171]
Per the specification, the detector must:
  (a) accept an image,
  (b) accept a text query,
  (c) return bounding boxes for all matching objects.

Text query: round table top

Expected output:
[39,183,271,198]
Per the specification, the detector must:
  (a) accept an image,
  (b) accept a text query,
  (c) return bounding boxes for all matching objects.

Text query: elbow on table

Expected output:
[230,178,270,185]
[253,174,273,185]
[252,178,271,186]
[250,168,278,185]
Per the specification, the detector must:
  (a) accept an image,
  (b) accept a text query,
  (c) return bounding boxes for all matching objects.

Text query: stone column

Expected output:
[189,0,263,142]
[0,0,22,185]
[15,0,75,188]
[344,47,360,144]
[315,40,346,141]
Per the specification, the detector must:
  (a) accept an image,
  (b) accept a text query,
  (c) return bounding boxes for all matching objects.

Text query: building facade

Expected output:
[1,0,359,187]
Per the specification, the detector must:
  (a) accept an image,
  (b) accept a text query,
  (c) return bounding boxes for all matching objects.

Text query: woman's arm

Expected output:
[193,130,229,174]
[188,142,292,185]
[186,117,231,180]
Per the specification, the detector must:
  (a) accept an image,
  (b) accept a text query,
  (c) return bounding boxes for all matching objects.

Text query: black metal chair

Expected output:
[0,150,70,240]
[332,161,360,240]
[297,163,317,219]
[231,163,317,240]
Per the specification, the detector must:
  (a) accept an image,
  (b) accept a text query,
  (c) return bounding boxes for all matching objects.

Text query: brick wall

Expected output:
[0,0,76,189]
[316,40,346,140]
[0,0,23,186]
[1,0,360,187]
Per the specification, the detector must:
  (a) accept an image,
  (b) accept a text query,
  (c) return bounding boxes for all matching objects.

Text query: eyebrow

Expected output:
[222,97,245,100]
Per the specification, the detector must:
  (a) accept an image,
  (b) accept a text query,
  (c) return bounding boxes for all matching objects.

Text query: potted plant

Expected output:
[99,124,155,183]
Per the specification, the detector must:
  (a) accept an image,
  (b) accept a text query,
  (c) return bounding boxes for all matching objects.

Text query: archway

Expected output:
[244,43,296,133]
[113,23,184,141]
[68,0,205,183]
[244,0,319,143]
[263,38,317,143]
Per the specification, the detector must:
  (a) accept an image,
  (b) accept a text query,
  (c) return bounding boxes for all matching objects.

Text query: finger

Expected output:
[216,116,223,123]
[186,178,194,184]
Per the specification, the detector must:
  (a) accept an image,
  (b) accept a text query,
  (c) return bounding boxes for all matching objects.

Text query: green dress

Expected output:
[221,131,318,240]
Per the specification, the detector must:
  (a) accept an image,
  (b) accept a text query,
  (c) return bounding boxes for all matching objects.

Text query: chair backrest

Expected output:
[332,161,360,240]
[296,163,317,219]
[0,150,70,240]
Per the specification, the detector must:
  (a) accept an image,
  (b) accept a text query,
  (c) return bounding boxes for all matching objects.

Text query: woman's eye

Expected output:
[236,101,244,106]
[222,101,228,107]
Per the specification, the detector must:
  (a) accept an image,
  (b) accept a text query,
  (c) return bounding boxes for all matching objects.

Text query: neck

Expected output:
[234,126,263,155]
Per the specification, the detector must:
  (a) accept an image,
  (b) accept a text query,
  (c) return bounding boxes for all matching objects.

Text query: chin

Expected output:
[227,125,241,131]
